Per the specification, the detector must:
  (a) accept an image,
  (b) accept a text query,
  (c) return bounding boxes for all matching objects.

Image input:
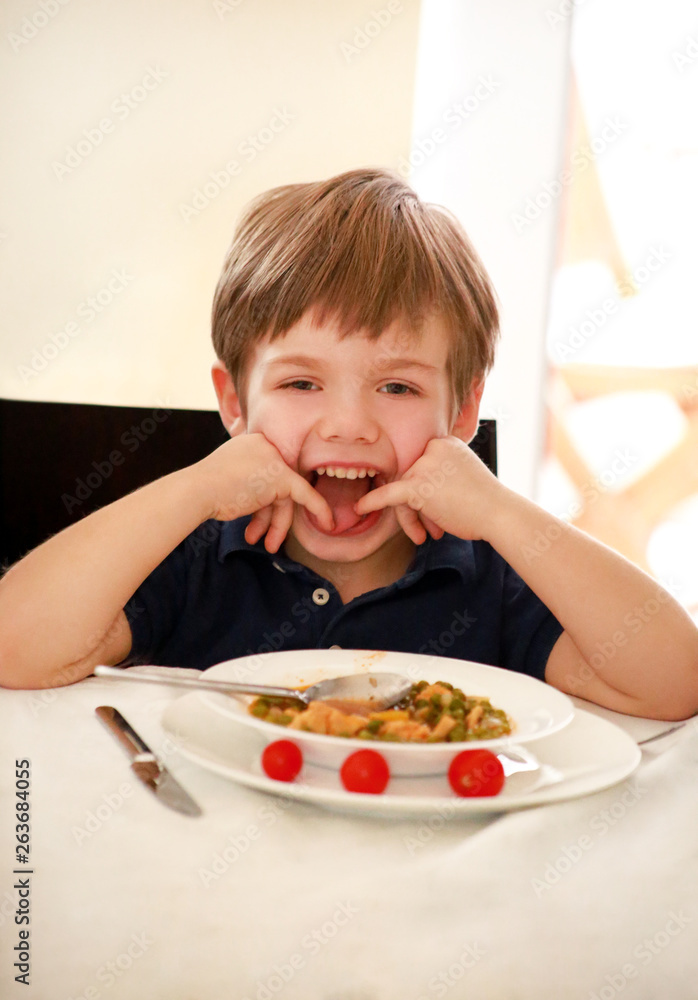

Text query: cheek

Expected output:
[392,413,444,472]
[246,396,309,467]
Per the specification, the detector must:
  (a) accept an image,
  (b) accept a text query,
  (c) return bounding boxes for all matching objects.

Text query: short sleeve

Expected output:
[120,540,190,665]
[499,561,564,681]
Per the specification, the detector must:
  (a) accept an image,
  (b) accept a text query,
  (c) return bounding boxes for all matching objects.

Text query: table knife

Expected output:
[95,705,202,817]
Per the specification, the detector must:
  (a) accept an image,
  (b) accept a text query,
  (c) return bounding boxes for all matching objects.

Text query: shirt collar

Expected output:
[399,531,475,586]
[218,517,265,560]
[216,517,474,583]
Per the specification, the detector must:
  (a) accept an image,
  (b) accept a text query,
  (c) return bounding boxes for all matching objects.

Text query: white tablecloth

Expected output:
[1,675,696,1000]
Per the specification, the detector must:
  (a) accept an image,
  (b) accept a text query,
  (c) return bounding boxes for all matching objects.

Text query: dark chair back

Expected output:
[0,398,496,566]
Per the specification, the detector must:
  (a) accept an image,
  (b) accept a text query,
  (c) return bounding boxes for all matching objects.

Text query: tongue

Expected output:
[314,474,371,533]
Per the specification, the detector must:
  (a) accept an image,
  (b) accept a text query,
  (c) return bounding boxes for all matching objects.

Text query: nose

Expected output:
[315,390,380,444]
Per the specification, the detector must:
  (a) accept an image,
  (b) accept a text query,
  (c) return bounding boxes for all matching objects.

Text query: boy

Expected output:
[1,168,697,720]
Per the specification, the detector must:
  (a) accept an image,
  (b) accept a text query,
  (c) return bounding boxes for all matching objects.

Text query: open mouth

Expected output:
[308,466,386,488]
[304,465,389,534]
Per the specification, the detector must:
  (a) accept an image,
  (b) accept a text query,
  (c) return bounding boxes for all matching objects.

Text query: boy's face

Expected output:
[215,311,480,573]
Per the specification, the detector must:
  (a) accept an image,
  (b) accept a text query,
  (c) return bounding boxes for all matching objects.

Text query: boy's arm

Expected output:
[0,469,208,689]
[356,437,698,720]
[483,487,698,720]
[0,434,332,690]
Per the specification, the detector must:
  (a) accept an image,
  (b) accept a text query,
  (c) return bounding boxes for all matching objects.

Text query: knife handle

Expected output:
[95,706,156,760]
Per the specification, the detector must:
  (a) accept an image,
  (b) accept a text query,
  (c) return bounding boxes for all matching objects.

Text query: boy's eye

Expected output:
[380,382,419,396]
[283,379,317,391]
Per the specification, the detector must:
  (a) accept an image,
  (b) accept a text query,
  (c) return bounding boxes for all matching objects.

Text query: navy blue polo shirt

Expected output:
[123,517,563,680]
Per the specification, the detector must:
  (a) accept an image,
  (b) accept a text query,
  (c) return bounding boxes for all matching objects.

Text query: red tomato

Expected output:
[448,749,505,797]
[340,749,390,794]
[261,740,303,782]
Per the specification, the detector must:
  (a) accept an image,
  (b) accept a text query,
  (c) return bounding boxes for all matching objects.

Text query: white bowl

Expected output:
[198,649,574,777]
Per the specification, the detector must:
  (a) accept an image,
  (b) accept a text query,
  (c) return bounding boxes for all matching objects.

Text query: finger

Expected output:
[244,506,273,545]
[289,474,334,532]
[420,513,444,540]
[263,499,295,553]
[395,505,428,545]
[355,481,417,516]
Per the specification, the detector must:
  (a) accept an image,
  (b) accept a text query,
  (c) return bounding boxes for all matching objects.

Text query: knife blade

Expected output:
[95,705,202,817]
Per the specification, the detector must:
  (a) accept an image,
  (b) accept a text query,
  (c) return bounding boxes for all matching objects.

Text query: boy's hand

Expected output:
[195,431,333,552]
[354,434,501,545]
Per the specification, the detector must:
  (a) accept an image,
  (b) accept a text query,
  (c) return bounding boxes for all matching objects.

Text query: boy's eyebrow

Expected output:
[262,354,328,371]
[369,356,440,375]
[263,354,440,375]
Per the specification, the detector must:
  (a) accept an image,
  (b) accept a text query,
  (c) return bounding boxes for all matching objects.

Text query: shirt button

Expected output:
[312,588,330,605]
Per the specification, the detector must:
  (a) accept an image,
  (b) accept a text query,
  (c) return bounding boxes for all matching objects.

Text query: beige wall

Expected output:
[1,0,571,497]
[0,0,421,408]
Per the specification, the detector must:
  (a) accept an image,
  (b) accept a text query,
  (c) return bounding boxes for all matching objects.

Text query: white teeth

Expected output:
[316,466,379,478]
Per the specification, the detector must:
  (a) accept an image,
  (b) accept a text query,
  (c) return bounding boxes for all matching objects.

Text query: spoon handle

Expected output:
[93,665,303,701]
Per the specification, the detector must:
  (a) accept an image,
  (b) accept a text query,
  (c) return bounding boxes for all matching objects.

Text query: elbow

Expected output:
[0,637,36,689]
[0,642,90,691]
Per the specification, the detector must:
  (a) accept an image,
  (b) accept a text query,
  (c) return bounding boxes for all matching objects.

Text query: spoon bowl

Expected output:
[94,665,413,713]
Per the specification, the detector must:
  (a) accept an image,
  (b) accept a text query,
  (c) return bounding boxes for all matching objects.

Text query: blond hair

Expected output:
[211,168,499,417]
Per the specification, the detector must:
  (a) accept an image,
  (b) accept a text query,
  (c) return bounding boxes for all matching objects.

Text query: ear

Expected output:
[211,361,246,434]
[451,378,485,443]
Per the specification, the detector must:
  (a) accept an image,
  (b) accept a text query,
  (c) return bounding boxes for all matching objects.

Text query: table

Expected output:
[1,673,696,1000]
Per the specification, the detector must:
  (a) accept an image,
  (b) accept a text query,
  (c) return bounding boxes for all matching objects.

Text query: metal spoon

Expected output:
[93,665,413,712]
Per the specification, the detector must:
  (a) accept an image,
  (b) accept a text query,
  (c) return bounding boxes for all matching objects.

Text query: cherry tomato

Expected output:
[448,749,505,797]
[261,740,303,782]
[340,749,390,794]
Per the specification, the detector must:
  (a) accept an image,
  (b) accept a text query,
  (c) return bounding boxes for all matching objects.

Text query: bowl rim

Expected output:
[199,648,575,756]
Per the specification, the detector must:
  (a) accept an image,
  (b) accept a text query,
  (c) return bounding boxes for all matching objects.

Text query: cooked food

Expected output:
[248,680,512,743]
